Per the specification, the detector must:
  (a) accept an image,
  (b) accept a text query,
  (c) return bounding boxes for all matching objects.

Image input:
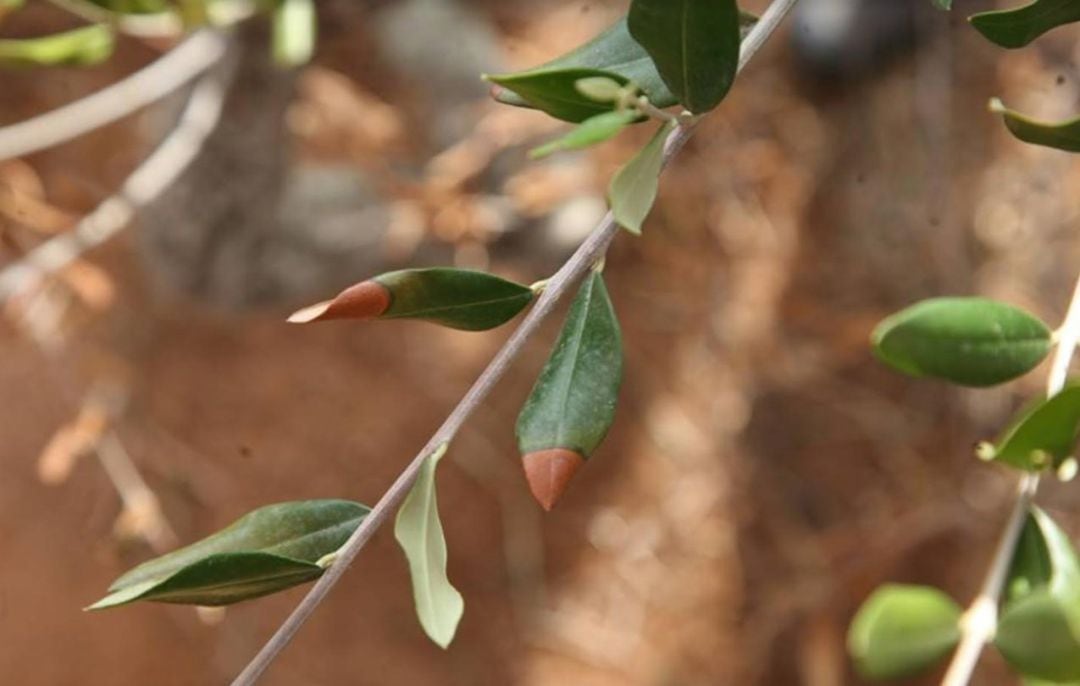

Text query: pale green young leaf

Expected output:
[0,24,114,67]
[273,0,316,67]
[530,110,638,160]
[394,443,464,649]
[608,122,673,235]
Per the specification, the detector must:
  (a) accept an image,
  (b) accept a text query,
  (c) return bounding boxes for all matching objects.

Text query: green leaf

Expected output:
[998,508,1080,682]
[990,99,1080,153]
[517,271,623,458]
[628,0,741,113]
[848,584,962,680]
[0,24,114,68]
[273,0,316,67]
[486,17,677,123]
[85,0,170,14]
[609,122,673,235]
[530,109,638,160]
[394,443,463,649]
[289,268,535,332]
[1007,513,1055,604]
[978,386,1080,471]
[871,297,1052,387]
[970,0,1080,49]
[89,500,369,609]
[933,0,953,9]
[516,271,622,510]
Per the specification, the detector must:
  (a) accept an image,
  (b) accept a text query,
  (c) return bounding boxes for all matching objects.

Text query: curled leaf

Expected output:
[609,122,673,235]
[991,98,1080,153]
[394,444,463,648]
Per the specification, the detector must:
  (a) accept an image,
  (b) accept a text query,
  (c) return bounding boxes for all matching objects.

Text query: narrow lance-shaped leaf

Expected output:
[976,386,1080,471]
[516,271,622,510]
[997,507,1080,682]
[394,443,464,649]
[88,500,370,609]
[628,0,741,114]
[273,0,316,67]
[530,109,638,160]
[0,24,114,68]
[990,98,1080,153]
[289,268,535,331]
[847,584,962,680]
[971,0,1080,49]
[871,297,1052,387]
[609,122,673,235]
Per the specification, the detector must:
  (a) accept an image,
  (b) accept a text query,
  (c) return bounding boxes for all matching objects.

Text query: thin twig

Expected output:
[0,29,227,161]
[0,54,233,303]
[942,273,1080,686]
[230,1,799,683]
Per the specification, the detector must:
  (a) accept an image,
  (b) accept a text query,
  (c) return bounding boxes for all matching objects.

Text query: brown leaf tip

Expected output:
[287,280,391,324]
[523,449,585,511]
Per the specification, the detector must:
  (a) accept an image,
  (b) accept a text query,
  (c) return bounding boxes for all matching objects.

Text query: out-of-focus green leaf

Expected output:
[998,508,1080,682]
[608,122,673,235]
[88,500,369,609]
[871,297,1052,387]
[530,109,638,159]
[991,99,1080,153]
[0,24,114,67]
[84,0,169,14]
[273,0,315,67]
[1007,513,1055,604]
[933,0,953,9]
[978,386,1080,471]
[971,0,1080,49]
[848,584,962,680]
[627,0,740,113]
[394,444,463,649]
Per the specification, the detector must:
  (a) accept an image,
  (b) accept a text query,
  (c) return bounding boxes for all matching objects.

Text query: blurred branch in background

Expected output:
[0,47,232,303]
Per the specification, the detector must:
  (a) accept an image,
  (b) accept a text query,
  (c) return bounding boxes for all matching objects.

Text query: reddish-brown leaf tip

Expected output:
[522,448,585,511]
[287,280,391,324]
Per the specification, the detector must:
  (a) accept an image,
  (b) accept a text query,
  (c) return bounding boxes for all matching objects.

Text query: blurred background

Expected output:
[2,0,1080,683]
